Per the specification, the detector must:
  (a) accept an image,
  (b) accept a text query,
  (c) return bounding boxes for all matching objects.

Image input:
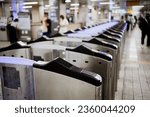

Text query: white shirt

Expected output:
[59,18,69,34]
[11,21,19,29]
[41,17,48,33]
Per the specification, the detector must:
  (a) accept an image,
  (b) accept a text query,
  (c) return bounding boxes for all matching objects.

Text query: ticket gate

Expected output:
[0,57,102,100]
[74,28,82,31]
[0,57,35,100]
[28,42,66,61]
[53,37,119,98]
[82,39,119,97]
[33,57,102,100]
[0,41,31,59]
[104,30,122,38]
[28,41,113,99]
[66,45,113,100]
[64,30,75,34]
[27,36,53,45]
[95,34,121,79]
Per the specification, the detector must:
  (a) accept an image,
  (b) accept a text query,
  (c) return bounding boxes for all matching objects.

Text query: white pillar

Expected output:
[49,0,60,35]
[108,0,113,22]
[74,0,79,23]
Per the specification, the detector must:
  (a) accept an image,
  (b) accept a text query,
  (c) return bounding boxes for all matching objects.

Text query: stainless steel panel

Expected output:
[0,63,35,100]
[0,48,31,59]
[82,43,118,99]
[66,51,112,100]
[34,68,101,100]
[30,44,66,61]
[30,43,112,99]
[53,37,118,99]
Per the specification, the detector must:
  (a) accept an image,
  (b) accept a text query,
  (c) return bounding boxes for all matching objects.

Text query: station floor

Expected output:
[115,26,150,100]
[0,25,150,100]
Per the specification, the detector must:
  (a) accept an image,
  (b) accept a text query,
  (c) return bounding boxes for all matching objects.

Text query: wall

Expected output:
[0,3,2,17]
[31,5,41,23]
[78,6,88,24]
[60,3,66,16]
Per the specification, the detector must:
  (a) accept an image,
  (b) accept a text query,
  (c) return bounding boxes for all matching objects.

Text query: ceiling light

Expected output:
[112,6,120,9]
[133,5,144,8]
[65,0,71,3]
[23,6,32,9]
[99,2,114,5]
[45,5,51,8]
[23,2,38,5]
[90,0,100,1]
[70,7,79,10]
[70,3,80,6]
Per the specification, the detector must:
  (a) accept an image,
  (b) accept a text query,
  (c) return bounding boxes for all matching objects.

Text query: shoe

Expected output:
[141,45,144,49]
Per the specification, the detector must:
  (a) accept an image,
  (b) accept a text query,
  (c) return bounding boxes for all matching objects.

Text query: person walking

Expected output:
[125,14,130,32]
[58,15,69,34]
[41,12,51,37]
[133,15,137,28]
[145,13,150,46]
[7,18,19,44]
[138,14,150,47]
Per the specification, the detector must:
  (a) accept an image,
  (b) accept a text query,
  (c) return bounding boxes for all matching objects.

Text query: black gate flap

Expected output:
[33,57,102,86]
[81,26,88,30]
[82,38,118,49]
[95,34,120,43]
[0,41,29,52]
[103,31,122,38]
[66,45,112,61]
[108,29,123,35]
[50,33,64,38]
[64,30,75,34]
[74,28,82,31]
[27,37,53,44]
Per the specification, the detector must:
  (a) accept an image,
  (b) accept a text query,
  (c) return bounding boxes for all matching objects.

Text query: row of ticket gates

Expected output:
[0,21,127,100]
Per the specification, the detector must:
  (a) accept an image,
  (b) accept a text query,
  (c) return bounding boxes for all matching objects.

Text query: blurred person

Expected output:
[58,15,69,34]
[130,15,135,30]
[133,15,137,28]
[7,11,14,25]
[120,15,125,22]
[145,13,150,46]
[125,14,130,31]
[41,12,51,37]
[8,18,19,44]
[138,13,150,47]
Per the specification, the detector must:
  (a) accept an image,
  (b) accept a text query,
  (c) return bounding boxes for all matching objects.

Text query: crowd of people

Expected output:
[121,13,150,47]
[121,14,137,31]
[41,13,69,37]
[7,11,69,44]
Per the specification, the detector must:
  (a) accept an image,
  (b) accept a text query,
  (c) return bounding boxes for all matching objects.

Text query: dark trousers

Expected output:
[126,21,130,31]
[147,33,150,46]
[43,32,51,37]
[141,31,147,45]
[7,25,18,44]
[141,31,150,46]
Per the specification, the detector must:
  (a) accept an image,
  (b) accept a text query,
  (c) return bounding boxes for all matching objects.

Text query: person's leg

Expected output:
[141,31,146,45]
[127,22,130,31]
[146,33,150,46]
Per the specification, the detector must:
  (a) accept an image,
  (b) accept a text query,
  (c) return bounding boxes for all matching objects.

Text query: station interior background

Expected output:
[0,0,150,40]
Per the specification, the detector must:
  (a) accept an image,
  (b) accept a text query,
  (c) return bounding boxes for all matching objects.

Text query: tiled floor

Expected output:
[115,26,150,100]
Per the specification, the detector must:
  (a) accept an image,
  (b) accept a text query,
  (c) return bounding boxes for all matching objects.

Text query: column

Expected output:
[108,0,113,22]
[49,0,60,35]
